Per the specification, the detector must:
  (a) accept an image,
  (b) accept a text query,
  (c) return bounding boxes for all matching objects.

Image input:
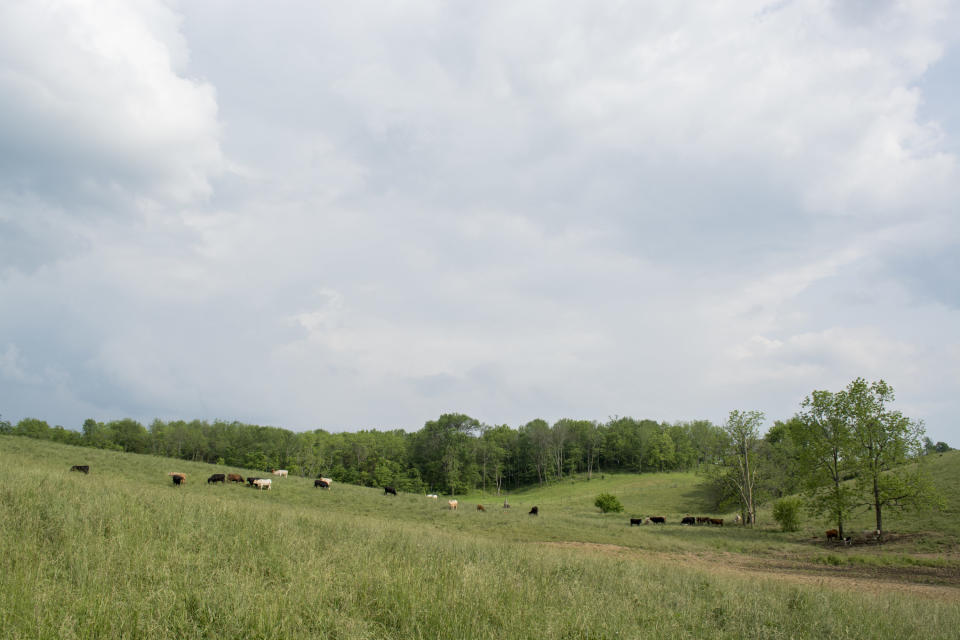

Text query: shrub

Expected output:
[594,493,624,514]
[772,497,802,532]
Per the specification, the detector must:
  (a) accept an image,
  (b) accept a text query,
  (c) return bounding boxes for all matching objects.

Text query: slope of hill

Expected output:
[2,436,958,639]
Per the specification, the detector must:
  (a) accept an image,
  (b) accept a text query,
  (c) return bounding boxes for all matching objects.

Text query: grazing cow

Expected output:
[448,500,458,510]
[734,514,743,525]
[630,518,643,526]
[207,473,226,484]
[227,473,244,483]
[314,479,330,489]
[696,516,709,525]
[246,477,261,486]
[69,465,90,474]
[168,472,186,486]
[503,499,510,508]
[825,529,839,541]
[318,477,333,486]
[271,469,288,477]
[253,478,272,491]
[477,504,485,512]
[681,516,696,525]
[843,537,852,546]
[426,494,439,499]
[709,518,724,527]
[384,486,397,496]
[529,506,539,516]
[649,516,666,524]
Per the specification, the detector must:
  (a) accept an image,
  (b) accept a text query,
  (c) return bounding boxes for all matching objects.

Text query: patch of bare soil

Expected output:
[540,541,960,602]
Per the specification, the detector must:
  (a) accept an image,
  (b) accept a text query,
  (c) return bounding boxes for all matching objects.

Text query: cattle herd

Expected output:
[65,463,883,543]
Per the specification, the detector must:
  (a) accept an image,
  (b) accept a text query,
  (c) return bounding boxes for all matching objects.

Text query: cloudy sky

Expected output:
[1,0,958,442]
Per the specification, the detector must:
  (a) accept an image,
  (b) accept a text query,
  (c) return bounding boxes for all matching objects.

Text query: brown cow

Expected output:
[709,518,724,527]
[227,473,244,483]
[477,504,485,512]
[826,529,839,541]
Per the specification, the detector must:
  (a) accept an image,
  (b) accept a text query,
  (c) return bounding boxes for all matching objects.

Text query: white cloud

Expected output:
[0,0,222,207]
[1,0,959,444]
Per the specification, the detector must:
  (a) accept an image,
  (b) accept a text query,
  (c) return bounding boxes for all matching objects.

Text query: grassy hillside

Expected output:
[2,436,958,639]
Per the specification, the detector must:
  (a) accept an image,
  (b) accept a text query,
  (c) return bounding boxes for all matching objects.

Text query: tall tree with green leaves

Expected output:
[718,409,765,526]
[789,390,857,539]
[844,378,939,537]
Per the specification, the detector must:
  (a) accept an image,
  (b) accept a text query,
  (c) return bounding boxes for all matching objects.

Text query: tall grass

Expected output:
[2,437,959,638]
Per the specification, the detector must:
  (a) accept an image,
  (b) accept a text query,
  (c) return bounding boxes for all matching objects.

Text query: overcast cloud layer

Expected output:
[1,0,958,442]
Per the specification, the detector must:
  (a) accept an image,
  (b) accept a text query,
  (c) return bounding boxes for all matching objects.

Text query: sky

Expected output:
[1,0,958,443]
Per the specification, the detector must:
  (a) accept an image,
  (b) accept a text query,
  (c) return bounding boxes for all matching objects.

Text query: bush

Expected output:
[772,497,802,532]
[594,493,624,514]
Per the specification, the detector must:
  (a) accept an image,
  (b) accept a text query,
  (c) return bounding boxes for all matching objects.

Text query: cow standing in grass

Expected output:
[69,465,89,474]
[384,486,397,496]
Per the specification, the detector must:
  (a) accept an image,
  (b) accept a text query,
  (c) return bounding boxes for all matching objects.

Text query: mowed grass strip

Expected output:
[1,437,959,639]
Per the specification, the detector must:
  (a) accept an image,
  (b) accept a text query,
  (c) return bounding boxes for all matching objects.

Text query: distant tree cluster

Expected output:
[0,412,727,494]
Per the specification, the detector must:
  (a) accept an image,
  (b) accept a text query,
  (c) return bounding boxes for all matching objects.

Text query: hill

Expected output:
[2,436,958,638]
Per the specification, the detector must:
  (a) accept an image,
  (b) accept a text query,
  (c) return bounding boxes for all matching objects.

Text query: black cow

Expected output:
[314,479,330,489]
[172,475,184,486]
[529,506,539,516]
[69,465,90,474]
[630,518,643,526]
[681,516,696,525]
[384,486,397,496]
[207,473,226,484]
[649,516,666,524]
[246,477,261,486]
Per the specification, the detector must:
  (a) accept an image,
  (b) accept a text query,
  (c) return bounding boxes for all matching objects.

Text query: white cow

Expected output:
[426,494,439,499]
[448,499,458,510]
[271,469,288,477]
[253,478,272,491]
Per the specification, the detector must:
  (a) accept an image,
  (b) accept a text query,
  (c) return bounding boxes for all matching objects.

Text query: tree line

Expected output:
[1,411,730,493]
[1,377,950,535]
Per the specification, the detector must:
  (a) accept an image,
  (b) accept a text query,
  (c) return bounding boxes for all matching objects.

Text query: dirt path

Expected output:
[540,541,960,602]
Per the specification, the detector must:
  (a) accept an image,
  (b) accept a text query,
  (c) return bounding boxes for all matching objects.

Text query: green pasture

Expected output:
[1,437,958,639]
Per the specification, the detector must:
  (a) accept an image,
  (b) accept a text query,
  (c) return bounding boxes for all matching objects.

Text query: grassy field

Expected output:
[2,436,958,639]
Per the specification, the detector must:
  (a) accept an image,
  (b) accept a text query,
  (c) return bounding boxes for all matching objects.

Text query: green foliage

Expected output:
[772,497,802,532]
[713,410,765,525]
[594,492,624,513]
[2,409,729,493]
